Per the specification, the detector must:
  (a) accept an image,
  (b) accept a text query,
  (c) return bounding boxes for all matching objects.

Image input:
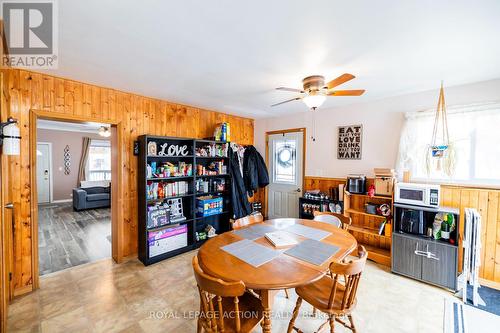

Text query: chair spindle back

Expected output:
[327,245,367,311]
[192,256,246,332]
[232,212,264,230]
[313,211,352,230]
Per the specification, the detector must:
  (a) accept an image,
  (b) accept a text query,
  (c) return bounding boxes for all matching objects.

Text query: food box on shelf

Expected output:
[147,206,171,229]
[196,196,223,217]
[148,224,188,258]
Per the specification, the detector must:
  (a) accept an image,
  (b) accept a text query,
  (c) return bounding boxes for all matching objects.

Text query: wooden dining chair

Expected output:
[313,211,352,230]
[231,212,264,230]
[311,211,354,317]
[287,245,368,333]
[192,256,264,333]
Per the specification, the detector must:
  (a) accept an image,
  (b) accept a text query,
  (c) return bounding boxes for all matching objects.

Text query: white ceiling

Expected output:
[43,0,500,118]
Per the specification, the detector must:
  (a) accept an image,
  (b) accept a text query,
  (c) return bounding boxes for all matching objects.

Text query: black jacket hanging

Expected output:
[243,145,269,197]
[229,149,252,219]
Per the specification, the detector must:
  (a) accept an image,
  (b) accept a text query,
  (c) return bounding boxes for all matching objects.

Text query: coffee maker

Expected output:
[346,174,366,194]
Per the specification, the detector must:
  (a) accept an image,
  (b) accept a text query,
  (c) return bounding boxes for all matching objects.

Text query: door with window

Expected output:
[267,130,304,218]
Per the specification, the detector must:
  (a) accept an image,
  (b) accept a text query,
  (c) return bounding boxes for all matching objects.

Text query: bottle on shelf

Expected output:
[196,160,227,176]
[195,178,226,194]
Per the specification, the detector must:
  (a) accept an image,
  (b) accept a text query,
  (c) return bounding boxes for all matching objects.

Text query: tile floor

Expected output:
[8,250,451,333]
[38,203,111,275]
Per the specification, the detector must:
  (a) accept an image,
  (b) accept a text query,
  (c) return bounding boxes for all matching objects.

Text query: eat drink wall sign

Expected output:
[337,124,363,160]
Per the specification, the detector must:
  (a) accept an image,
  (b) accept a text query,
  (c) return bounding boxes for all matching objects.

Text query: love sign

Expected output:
[158,143,189,157]
[337,125,363,160]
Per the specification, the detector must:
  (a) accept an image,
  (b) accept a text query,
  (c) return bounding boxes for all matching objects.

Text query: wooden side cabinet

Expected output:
[392,233,458,290]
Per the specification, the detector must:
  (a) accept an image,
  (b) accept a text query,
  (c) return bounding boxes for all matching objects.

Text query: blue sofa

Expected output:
[73,186,111,211]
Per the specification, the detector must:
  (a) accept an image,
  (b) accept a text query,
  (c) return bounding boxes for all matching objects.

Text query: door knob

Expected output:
[5,203,13,209]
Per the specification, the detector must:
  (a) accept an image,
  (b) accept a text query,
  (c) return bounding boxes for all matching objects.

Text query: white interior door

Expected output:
[267,131,304,219]
[37,143,52,204]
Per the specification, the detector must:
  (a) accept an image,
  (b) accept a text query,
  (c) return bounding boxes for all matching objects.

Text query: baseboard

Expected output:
[13,284,33,297]
[50,199,72,204]
[122,253,139,263]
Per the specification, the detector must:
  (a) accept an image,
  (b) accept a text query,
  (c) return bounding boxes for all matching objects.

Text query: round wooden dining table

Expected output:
[197,218,357,333]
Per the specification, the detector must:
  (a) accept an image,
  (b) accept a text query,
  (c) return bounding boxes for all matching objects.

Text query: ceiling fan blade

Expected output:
[276,87,305,93]
[271,97,301,107]
[327,89,365,96]
[325,73,355,90]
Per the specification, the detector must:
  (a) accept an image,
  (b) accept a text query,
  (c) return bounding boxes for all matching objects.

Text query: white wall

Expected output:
[254,79,500,178]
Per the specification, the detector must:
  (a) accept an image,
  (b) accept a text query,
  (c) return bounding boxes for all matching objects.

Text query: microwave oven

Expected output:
[394,183,440,207]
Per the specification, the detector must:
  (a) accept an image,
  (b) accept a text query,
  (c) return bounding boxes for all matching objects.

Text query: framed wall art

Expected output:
[337,124,363,160]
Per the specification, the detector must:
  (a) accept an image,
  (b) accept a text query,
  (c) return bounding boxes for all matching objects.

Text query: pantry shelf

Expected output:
[138,135,233,266]
[343,181,394,267]
[195,156,229,159]
[146,176,193,181]
[146,193,193,203]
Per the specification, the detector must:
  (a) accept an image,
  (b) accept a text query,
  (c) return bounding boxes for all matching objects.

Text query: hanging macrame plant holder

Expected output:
[426,82,455,176]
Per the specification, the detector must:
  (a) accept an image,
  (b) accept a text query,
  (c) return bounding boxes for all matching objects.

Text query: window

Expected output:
[396,103,500,185]
[87,139,111,181]
[273,139,297,184]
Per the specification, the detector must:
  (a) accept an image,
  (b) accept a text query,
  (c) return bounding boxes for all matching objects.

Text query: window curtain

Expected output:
[396,102,500,184]
[77,137,91,186]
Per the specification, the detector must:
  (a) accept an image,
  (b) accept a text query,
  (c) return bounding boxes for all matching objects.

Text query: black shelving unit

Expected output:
[193,139,232,248]
[299,197,344,219]
[138,135,232,265]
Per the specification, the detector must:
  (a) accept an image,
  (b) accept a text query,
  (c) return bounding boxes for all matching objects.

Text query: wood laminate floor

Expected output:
[38,203,111,275]
[8,250,454,333]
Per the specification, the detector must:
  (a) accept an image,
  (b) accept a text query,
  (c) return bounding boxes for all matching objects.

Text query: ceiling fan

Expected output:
[271,73,365,109]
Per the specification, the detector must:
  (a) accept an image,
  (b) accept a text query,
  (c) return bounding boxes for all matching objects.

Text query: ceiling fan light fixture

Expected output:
[271,73,364,109]
[302,94,326,109]
[98,126,111,138]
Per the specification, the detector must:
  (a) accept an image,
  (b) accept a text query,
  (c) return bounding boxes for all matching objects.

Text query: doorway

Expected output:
[36,142,52,204]
[35,119,113,275]
[266,128,305,218]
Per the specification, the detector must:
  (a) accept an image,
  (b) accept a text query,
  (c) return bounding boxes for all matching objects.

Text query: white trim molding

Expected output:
[51,199,73,204]
[36,142,54,204]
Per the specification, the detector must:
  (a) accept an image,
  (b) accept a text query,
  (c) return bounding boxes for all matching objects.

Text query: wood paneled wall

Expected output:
[304,177,346,194]
[304,176,500,283]
[440,186,500,282]
[2,69,254,294]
